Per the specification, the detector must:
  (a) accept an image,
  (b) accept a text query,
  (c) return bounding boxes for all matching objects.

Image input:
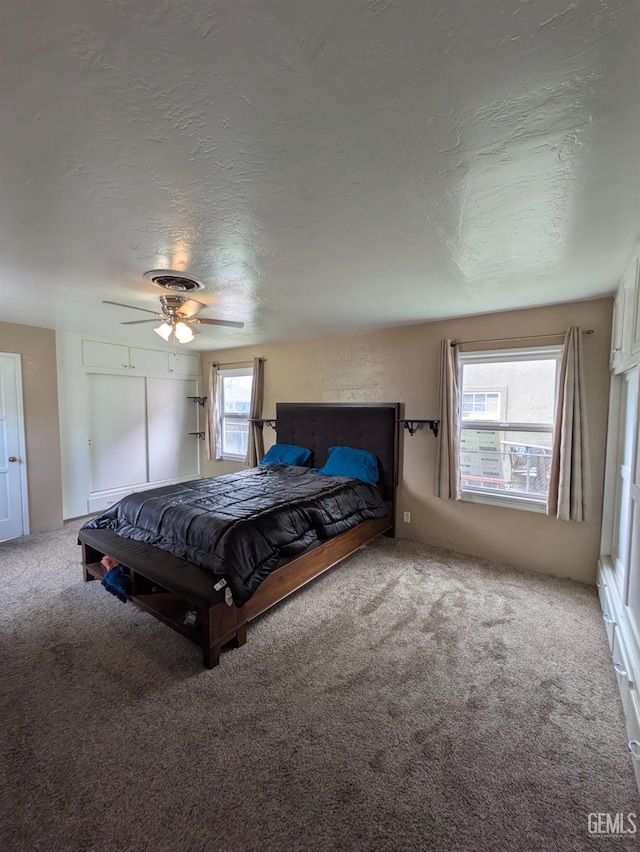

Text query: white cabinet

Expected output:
[600,251,640,787]
[622,259,639,360]
[633,261,640,356]
[82,340,170,374]
[611,287,625,370]
[599,367,640,788]
[83,340,130,370]
[611,254,640,372]
[82,340,199,375]
[129,347,169,373]
[59,335,203,514]
[597,576,616,652]
[168,351,200,376]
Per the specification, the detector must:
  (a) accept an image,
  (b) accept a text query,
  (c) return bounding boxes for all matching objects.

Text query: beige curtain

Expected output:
[547,327,591,521]
[434,339,461,500]
[245,357,265,467]
[205,363,221,461]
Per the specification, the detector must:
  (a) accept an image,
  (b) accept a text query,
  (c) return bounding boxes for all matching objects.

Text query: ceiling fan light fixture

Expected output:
[105,292,242,339]
[154,322,173,341]
[174,321,195,344]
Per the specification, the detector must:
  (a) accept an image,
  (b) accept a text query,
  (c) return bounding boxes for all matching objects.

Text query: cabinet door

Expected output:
[168,352,200,376]
[622,258,639,360]
[83,340,129,370]
[129,347,168,374]
[611,287,625,369]
[146,378,200,482]
[631,259,640,356]
[88,374,148,491]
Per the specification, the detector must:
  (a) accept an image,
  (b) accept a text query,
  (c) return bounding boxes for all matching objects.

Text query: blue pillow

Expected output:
[259,443,312,467]
[313,446,379,486]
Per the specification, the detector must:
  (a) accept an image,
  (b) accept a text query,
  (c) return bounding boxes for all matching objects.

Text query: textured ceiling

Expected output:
[1,0,639,350]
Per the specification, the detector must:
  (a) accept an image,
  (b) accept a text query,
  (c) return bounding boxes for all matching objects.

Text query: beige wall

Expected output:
[0,322,63,533]
[201,297,612,585]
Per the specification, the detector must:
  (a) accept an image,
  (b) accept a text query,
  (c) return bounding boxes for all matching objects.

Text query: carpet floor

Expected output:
[0,522,638,851]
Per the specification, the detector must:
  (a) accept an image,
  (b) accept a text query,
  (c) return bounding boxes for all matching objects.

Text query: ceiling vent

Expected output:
[143,269,205,293]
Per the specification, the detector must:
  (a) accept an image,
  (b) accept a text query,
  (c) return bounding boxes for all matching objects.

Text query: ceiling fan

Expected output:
[103,295,244,344]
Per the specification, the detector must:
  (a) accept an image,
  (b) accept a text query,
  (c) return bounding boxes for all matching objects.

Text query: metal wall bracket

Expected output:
[397,419,440,438]
[189,431,206,440]
[248,419,277,430]
[187,396,207,407]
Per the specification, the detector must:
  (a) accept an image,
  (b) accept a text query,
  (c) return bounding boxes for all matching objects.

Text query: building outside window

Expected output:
[217,367,253,460]
[461,391,502,420]
[458,346,562,508]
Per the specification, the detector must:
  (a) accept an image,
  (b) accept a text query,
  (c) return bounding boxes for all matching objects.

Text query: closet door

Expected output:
[611,369,639,597]
[624,369,640,638]
[88,373,148,492]
[146,378,199,482]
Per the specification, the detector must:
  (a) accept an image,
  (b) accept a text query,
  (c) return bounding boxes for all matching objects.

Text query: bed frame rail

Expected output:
[80,514,391,668]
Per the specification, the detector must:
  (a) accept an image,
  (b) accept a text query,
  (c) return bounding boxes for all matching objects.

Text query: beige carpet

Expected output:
[0,522,638,851]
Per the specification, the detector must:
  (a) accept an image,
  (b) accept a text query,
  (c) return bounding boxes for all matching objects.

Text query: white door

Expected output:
[88,373,148,492]
[147,378,200,482]
[611,370,639,595]
[623,368,640,638]
[0,354,28,541]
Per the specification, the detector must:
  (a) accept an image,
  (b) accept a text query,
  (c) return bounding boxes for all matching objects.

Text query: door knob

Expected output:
[8,456,17,463]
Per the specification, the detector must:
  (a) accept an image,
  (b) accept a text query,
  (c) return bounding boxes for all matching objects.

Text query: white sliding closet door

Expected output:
[611,370,638,597]
[623,369,640,638]
[146,378,199,482]
[88,373,148,492]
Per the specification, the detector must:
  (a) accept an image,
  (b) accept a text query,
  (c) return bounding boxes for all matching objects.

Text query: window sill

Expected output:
[220,454,246,462]
[461,489,548,514]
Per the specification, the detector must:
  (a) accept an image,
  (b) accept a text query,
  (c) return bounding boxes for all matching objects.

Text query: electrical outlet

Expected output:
[403,511,411,523]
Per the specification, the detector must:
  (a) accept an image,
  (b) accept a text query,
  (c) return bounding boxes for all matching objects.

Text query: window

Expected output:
[217,367,253,460]
[458,346,562,508]
[461,391,502,420]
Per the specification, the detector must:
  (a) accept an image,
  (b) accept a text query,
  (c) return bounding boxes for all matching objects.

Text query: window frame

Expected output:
[457,345,563,511]
[217,366,253,461]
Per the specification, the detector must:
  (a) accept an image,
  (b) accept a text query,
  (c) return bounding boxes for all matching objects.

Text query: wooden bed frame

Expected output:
[79,402,400,668]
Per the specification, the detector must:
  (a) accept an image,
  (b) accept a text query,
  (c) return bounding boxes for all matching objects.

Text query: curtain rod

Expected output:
[212,358,266,367]
[451,330,594,347]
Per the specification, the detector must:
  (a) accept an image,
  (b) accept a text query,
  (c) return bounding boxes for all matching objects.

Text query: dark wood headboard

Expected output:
[275,402,400,502]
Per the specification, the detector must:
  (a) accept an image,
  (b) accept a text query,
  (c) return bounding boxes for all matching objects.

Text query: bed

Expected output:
[78,402,400,667]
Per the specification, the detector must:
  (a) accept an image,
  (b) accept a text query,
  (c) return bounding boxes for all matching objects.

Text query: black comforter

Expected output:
[82,465,389,605]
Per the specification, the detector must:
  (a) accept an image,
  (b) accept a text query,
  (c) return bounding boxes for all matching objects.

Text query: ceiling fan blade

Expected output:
[195,317,245,329]
[177,298,206,318]
[102,300,160,316]
[120,319,161,325]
